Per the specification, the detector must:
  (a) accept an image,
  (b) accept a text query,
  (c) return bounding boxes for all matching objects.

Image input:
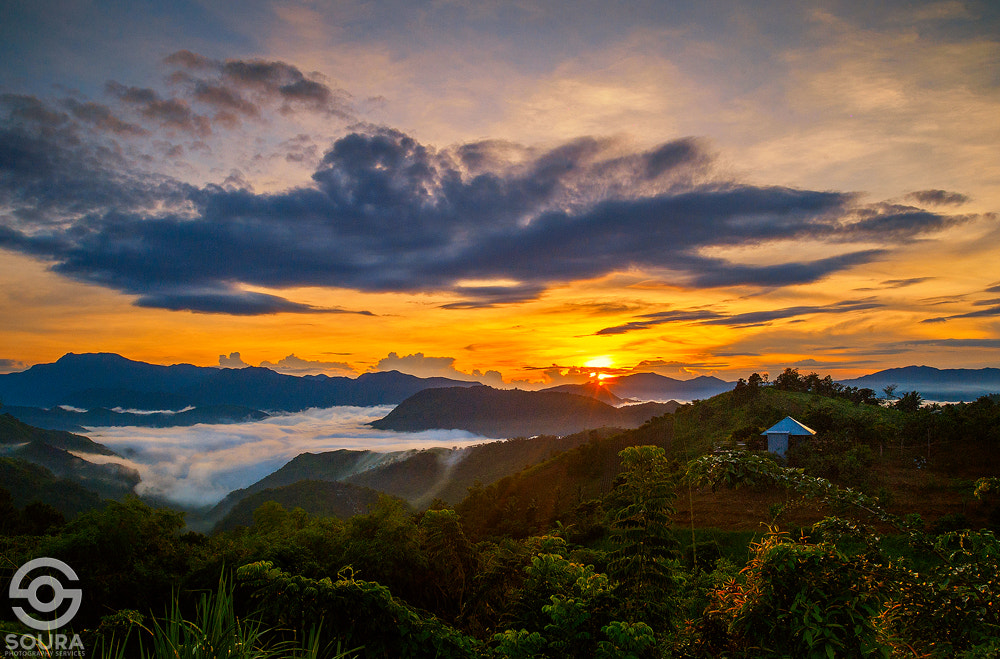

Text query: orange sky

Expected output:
[1,1,998,383]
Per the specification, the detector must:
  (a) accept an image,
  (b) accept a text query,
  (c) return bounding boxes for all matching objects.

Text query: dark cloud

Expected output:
[881,277,933,288]
[838,204,969,240]
[0,120,978,314]
[905,189,970,206]
[218,352,249,368]
[133,288,374,315]
[106,82,212,135]
[63,99,147,136]
[854,276,934,291]
[921,304,1000,323]
[134,289,326,315]
[164,50,352,119]
[597,300,884,335]
[596,309,724,335]
[0,358,29,374]
[260,354,357,376]
[900,338,1000,349]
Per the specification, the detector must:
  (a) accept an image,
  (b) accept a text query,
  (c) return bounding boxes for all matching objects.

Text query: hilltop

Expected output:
[369,385,678,436]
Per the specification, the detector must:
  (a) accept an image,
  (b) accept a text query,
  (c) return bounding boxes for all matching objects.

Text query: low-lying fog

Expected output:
[83,406,496,508]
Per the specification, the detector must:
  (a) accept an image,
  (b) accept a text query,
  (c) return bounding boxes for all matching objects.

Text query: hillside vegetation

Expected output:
[2,370,999,657]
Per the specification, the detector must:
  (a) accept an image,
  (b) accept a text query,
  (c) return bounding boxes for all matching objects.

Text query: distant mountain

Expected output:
[213,480,389,533]
[2,404,269,432]
[839,366,1000,402]
[541,382,625,405]
[0,352,478,415]
[606,373,733,401]
[370,386,678,437]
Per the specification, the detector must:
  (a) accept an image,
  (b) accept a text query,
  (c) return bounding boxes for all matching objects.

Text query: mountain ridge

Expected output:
[369,385,679,437]
[0,352,479,413]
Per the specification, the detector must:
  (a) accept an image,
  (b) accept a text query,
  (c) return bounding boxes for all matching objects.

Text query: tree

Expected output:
[606,446,680,628]
[894,390,923,413]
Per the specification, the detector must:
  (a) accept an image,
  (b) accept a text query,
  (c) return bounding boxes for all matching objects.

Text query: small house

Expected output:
[761,416,816,457]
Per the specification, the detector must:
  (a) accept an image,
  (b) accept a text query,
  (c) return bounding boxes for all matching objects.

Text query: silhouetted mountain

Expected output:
[214,480,389,532]
[839,366,1000,402]
[540,382,625,405]
[606,372,733,401]
[370,386,678,437]
[0,352,478,415]
[2,404,269,432]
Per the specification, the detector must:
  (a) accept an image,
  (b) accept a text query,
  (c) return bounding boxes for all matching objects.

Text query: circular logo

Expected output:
[8,558,82,631]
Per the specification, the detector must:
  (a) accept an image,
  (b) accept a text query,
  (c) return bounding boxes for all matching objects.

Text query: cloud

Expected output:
[85,406,495,507]
[260,354,357,376]
[375,352,502,385]
[106,82,212,136]
[597,299,884,335]
[134,289,344,315]
[0,100,981,314]
[899,338,1000,349]
[164,50,352,120]
[218,352,249,368]
[0,358,28,374]
[922,303,1000,323]
[905,189,970,206]
[63,99,147,136]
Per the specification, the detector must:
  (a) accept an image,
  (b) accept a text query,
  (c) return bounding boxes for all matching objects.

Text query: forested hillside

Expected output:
[2,371,999,658]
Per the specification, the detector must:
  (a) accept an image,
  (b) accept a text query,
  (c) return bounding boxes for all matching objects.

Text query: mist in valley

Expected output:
[80,406,497,508]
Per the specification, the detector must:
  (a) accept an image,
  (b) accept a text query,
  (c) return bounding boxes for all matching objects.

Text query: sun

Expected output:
[584,356,615,369]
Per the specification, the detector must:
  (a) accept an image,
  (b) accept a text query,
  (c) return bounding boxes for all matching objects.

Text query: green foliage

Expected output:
[140,576,279,659]
[237,561,478,659]
[894,390,924,413]
[37,496,192,625]
[494,543,655,659]
[606,446,680,627]
[684,452,1000,657]
[697,530,890,658]
[877,529,1000,655]
[91,577,357,659]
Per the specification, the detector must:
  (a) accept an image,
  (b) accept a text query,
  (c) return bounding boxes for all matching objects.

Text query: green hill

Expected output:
[454,385,1000,539]
[212,430,619,527]
[0,457,105,515]
[0,412,117,454]
[213,480,389,532]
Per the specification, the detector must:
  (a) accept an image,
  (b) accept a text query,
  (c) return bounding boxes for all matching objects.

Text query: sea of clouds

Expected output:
[82,406,495,508]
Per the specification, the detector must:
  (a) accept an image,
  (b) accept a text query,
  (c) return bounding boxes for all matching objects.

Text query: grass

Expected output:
[92,575,361,659]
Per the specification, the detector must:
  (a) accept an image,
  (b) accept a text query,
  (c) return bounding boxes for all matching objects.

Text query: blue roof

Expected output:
[761,416,816,436]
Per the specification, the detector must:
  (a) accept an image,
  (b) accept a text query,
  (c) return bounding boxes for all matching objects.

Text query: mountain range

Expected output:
[0,352,478,419]
[838,365,1000,402]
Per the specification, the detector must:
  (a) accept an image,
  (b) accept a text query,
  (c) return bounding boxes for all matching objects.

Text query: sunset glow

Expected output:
[1,2,998,383]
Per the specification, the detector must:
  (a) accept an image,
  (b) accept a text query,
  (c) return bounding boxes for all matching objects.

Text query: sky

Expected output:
[2,0,999,385]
